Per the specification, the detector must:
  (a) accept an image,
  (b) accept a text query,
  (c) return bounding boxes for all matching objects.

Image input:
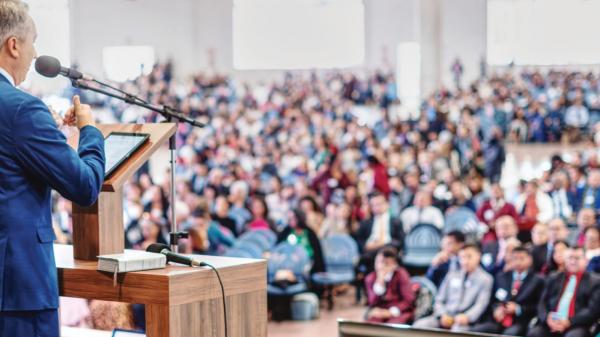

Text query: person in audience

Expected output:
[547,240,570,275]
[527,247,600,337]
[531,222,549,247]
[446,181,476,211]
[548,171,575,221]
[246,196,273,232]
[515,179,554,243]
[532,219,569,273]
[426,231,466,288]
[400,191,444,233]
[365,247,415,324]
[320,202,353,238]
[211,195,238,237]
[583,226,600,261]
[413,244,493,331]
[574,208,597,246]
[476,183,520,243]
[356,192,404,275]
[575,169,600,214]
[471,247,544,336]
[228,181,252,235]
[481,215,520,275]
[277,209,325,275]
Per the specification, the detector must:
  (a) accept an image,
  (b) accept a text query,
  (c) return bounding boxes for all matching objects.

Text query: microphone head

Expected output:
[35,55,61,78]
[146,243,171,254]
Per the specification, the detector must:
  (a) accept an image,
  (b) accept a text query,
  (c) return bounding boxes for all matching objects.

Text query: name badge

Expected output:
[482,253,493,267]
[585,195,595,205]
[450,278,463,289]
[495,288,508,301]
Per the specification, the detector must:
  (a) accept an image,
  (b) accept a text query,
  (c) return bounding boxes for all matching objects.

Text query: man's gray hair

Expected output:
[0,0,30,48]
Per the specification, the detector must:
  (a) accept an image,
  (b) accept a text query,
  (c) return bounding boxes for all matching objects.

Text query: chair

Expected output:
[403,223,442,268]
[444,207,481,241]
[410,276,437,320]
[233,240,264,259]
[311,234,359,309]
[234,232,271,252]
[267,242,311,296]
[223,248,254,258]
[237,229,277,251]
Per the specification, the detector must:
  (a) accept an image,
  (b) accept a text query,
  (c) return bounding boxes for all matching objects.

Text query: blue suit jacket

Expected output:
[0,74,105,311]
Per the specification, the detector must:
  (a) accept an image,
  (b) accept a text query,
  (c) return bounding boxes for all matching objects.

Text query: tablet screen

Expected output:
[104,132,149,178]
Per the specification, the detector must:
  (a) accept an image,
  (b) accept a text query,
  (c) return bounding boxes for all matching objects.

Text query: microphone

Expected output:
[35,55,94,81]
[146,243,206,267]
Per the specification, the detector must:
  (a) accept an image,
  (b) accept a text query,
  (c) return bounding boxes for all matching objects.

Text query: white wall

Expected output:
[69,0,488,96]
[440,0,487,89]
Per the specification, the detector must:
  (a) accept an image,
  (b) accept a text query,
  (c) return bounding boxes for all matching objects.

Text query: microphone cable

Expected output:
[201,262,228,337]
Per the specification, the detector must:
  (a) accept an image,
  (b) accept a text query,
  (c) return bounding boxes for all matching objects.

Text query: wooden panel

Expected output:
[72,188,124,260]
[146,290,267,337]
[55,245,266,306]
[97,123,176,192]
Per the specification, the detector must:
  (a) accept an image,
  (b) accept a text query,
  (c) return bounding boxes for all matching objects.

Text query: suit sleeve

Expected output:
[570,276,600,327]
[464,274,493,323]
[12,96,105,207]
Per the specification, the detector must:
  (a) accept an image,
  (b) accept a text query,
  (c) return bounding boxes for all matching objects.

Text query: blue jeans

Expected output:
[0,309,59,337]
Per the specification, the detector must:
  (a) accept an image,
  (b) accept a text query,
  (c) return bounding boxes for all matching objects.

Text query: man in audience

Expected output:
[471,247,544,336]
[413,245,493,331]
[583,226,600,261]
[228,180,252,235]
[400,191,444,233]
[426,231,466,288]
[527,247,600,337]
[574,208,597,246]
[365,247,415,324]
[356,192,404,275]
[532,218,569,273]
[481,215,520,275]
[548,171,575,221]
[575,169,600,214]
[476,183,519,243]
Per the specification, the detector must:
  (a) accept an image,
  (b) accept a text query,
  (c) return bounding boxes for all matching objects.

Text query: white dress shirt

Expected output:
[0,67,15,87]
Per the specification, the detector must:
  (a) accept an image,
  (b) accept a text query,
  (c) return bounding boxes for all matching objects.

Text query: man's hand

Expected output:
[505,302,518,315]
[440,314,454,328]
[454,314,469,326]
[547,316,567,333]
[493,306,506,322]
[64,95,95,129]
[431,251,450,266]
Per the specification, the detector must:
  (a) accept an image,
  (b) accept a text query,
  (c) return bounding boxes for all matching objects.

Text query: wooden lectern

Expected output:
[56,124,267,337]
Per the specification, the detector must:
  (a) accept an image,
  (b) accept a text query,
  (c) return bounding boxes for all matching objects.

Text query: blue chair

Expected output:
[444,207,481,241]
[235,232,272,252]
[311,234,359,309]
[223,248,254,258]
[233,240,264,259]
[253,229,277,246]
[267,242,311,296]
[403,223,442,268]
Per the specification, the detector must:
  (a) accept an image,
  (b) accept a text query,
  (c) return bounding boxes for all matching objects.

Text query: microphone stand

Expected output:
[71,78,203,252]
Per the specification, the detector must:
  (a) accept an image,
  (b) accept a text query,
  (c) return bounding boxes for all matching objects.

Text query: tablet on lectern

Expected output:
[104,132,150,178]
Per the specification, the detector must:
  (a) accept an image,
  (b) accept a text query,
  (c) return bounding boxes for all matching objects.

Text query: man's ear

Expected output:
[4,36,20,59]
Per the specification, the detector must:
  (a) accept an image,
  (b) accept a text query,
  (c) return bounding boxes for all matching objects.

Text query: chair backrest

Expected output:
[235,232,272,251]
[234,240,264,259]
[321,234,359,270]
[410,276,437,320]
[405,223,442,252]
[253,229,277,245]
[223,248,254,259]
[444,207,480,235]
[267,242,311,280]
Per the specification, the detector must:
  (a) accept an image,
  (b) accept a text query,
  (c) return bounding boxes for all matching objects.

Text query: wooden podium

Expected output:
[57,124,268,337]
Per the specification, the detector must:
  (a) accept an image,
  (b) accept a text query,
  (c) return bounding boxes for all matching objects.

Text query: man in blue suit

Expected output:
[0,1,105,336]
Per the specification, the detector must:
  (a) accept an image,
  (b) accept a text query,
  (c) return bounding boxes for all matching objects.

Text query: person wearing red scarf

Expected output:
[527,247,600,337]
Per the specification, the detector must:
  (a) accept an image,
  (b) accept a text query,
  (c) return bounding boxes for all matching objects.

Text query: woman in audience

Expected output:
[319,202,353,238]
[246,196,273,232]
[365,247,415,324]
[547,240,569,275]
[277,209,325,276]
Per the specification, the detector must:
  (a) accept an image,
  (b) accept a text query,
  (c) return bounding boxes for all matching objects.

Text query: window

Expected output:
[233,0,365,70]
[488,0,600,65]
[102,46,155,82]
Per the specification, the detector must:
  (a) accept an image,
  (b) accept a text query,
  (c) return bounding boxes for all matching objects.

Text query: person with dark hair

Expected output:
[471,247,544,336]
[246,196,273,232]
[426,231,466,287]
[476,183,519,244]
[277,209,325,275]
[531,219,569,274]
[414,245,493,331]
[547,240,570,275]
[481,215,520,276]
[211,195,238,237]
[365,247,415,324]
[527,247,600,337]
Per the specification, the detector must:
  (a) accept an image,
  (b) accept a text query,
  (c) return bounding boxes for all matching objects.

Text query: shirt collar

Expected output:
[0,67,15,87]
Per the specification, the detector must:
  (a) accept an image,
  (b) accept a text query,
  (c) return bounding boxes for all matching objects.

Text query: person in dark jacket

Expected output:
[277,209,325,275]
[471,247,544,336]
[527,247,600,337]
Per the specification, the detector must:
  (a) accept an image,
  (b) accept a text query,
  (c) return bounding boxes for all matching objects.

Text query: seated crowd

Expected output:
[50,65,600,335]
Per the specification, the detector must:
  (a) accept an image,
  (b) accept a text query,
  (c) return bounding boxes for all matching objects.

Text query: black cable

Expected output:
[201,262,228,337]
